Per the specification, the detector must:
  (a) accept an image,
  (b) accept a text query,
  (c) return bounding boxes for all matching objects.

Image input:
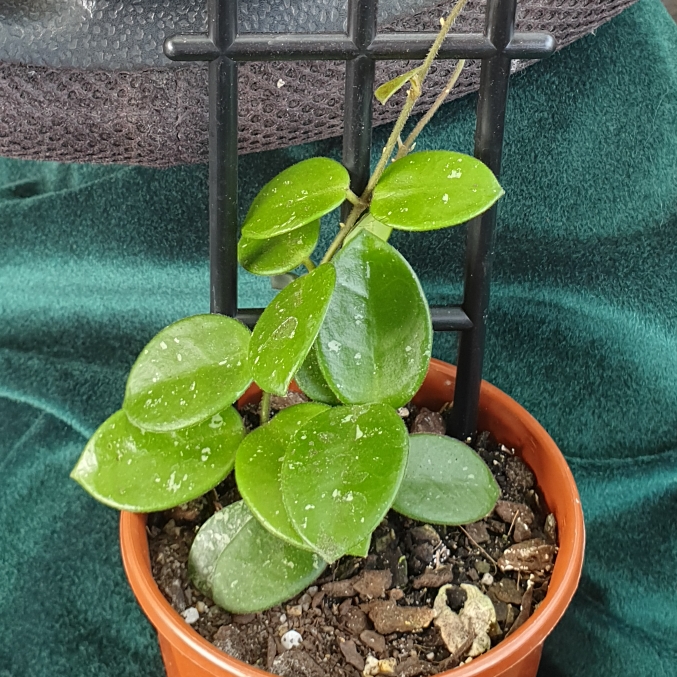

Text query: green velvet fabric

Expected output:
[2,0,676,674]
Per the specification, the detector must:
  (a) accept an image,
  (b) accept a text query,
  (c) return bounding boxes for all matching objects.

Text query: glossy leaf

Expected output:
[282,404,409,563]
[124,314,251,432]
[393,434,500,525]
[71,407,244,512]
[250,264,336,396]
[317,231,432,408]
[347,536,371,558]
[295,343,341,405]
[238,220,320,276]
[371,151,504,231]
[209,502,326,614]
[241,158,350,240]
[345,212,393,246]
[236,403,330,549]
[375,67,422,104]
[188,500,253,597]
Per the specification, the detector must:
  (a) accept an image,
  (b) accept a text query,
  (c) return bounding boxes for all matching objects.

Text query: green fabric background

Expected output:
[1,0,676,674]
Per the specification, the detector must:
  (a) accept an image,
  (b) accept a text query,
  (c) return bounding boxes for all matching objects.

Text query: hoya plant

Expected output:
[72,0,503,615]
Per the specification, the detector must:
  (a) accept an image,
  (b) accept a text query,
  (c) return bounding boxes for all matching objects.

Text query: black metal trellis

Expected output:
[164,0,555,441]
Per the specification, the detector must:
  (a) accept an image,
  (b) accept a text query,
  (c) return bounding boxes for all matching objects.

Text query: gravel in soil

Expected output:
[148,402,558,676]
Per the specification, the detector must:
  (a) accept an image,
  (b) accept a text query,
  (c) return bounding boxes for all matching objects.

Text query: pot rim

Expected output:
[120,358,585,677]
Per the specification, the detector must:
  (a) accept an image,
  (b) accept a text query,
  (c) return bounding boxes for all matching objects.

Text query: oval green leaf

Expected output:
[316,231,432,408]
[393,434,500,525]
[188,500,253,597]
[210,502,326,614]
[295,343,341,405]
[70,407,244,512]
[345,212,393,246]
[281,404,409,563]
[371,151,504,231]
[375,67,422,105]
[124,314,252,432]
[236,403,330,549]
[250,263,336,396]
[238,220,320,276]
[241,158,350,240]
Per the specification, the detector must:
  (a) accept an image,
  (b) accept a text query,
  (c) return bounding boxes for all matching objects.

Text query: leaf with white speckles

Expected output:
[205,501,326,613]
[393,434,499,525]
[371,151,504,231]
[124,314,251,432]
[281,404,408,563]
[70,407,244,512]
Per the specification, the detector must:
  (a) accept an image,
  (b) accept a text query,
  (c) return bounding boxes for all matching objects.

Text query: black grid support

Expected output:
[164,0,555,439]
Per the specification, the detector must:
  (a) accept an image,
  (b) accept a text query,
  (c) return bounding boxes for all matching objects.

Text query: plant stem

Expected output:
[260,391,272,424]
[395,59,466,161]
[302,257,316,272]
[320,0,468,265]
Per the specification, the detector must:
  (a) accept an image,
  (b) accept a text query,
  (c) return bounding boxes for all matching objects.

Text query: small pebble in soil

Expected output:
[281,629,303,650]
[181,607,199,625]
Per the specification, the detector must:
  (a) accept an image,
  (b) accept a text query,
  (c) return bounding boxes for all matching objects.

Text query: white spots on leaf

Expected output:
[327,340,341,353]
[442,193,449,203]
[177,353,182,362]
[174,338,180,344]
[355,425,364,440]
[447,169,462,179]
[201,447,211,462]
[305,504,315,510]
[209,413,223,429]
[160,341,167,350]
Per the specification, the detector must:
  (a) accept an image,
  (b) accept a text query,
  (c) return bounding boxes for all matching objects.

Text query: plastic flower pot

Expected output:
[120,358,585,677]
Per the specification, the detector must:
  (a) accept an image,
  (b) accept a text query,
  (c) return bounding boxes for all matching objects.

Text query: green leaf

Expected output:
[344,212,393,246]
[371,151,504,231]
[347,536,371,558]
[316,231,432,408]
[238,220,320,276]
[295,343,341,405]
[236,403,330,549]
[374,67,422,105]
[393,434,500,525]
[206,501,326,614]
[188,500,253,596]
[281,404,409,563]
[71,407,244,512]
[241,158,350,240]
[124,314,251,433]
[250,264,336,396]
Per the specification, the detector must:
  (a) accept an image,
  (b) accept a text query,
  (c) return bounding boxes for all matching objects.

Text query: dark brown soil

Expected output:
[148,402,557,677]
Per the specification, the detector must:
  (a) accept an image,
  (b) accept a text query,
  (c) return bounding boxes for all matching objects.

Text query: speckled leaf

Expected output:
[211,502,326,613]
[393,434,500,525]
[70,407,244,512]
[295,343,341,405]
[188,500,253,597]
[124,314,251,432]
[236,403,330,549]
[345,212,393,245]
[317,231,432,408]
[374,67,422,104]
[250,264,336,396]
[241,158,350,240]
[281,404,409,563]
[371,151,504,231]
[238,220,320,276]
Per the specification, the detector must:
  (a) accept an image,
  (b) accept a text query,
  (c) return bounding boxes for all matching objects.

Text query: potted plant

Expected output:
[71,4,584,676]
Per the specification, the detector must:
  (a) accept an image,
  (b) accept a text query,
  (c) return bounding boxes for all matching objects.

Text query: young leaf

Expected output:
[124,314,251,432]
[295,343,341,405]
[70,407,244,512]
[241,158,350,240]
[316,231,432,408]
[344,212,393,246]
[238,220,320,276]
[236,403,330,549]
[208,502,326,614]
[250,264,336,396]
[393,434,500,525]
[371,151,504,231]
[188,500,253,597]
[281,404,409,563]
[375,67,422,105]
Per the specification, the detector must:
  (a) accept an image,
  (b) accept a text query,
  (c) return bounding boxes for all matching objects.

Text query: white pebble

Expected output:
[281,629,303,650]
[181,607,199,625]
[481,573,494,586]
[279,613,287,623]
[426,652,435,661]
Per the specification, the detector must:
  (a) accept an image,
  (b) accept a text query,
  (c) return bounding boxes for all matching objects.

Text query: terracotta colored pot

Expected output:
[120,359,585,677]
